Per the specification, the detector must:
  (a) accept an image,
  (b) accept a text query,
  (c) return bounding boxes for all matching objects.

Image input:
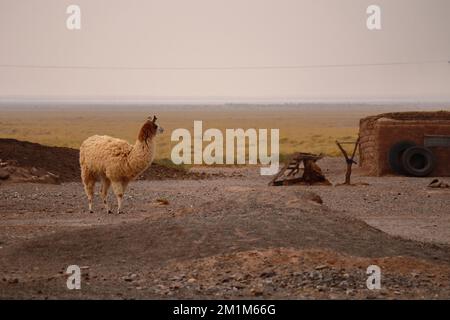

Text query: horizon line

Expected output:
[1,97,450,106]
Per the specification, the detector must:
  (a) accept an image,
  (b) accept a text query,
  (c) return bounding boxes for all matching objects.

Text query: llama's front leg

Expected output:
[101,178,112,214]
[111,181,128,214]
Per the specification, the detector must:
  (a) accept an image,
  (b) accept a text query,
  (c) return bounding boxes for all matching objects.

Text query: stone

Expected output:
[0,168,10,180]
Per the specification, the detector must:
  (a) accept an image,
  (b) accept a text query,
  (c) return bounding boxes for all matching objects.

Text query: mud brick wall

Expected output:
[359,116,378,175]
[359,112,450,176]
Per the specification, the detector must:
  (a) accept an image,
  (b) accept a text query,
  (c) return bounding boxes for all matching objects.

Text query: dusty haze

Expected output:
[0,0,449,101]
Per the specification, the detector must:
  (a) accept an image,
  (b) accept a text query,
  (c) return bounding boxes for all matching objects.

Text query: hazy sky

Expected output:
[0,0,449,102]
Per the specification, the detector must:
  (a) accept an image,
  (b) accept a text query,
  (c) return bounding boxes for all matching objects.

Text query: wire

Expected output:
[0,59,448,71]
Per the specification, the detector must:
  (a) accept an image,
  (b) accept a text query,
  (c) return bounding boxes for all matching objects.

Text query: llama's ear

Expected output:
[152,115,157,123]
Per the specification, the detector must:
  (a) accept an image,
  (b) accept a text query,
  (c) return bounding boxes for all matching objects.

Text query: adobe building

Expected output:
[359,111,450,176]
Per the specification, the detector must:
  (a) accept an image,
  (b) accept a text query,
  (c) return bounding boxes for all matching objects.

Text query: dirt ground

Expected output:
[0,156,449,299]
[0,138,209,183]
[309,158,450,245]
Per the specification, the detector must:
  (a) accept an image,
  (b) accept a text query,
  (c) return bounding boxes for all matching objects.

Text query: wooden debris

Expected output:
[428,179,450,189]
[269,152,331,186]
[156,198,170,205]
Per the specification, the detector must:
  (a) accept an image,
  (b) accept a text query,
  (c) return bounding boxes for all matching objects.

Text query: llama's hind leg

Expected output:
[101,178,112,214]
[111,180,128,214]
[82,172,96,213]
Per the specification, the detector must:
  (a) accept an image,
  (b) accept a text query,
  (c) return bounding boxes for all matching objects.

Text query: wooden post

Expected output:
[336,137,360,185]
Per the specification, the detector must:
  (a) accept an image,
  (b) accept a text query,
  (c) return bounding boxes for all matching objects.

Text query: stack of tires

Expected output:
[388,141,436,177]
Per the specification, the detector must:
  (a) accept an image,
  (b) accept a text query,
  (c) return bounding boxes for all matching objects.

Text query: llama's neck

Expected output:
[127,139,155,178]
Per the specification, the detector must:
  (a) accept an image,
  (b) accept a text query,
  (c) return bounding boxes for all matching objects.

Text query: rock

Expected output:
[0,168,10,180]
[315,265,328,270]
[260,271,276,278]
[123,273,137,282]
[6,166,16,174]
[156,198,169,205]
[38,174,60,184]
[250,288,263,296]
[316,285,327,292]
[47,171,60,181]
[309,194,324,204]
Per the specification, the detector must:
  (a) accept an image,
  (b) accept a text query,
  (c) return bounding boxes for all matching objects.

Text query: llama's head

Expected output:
[138,115,164,143]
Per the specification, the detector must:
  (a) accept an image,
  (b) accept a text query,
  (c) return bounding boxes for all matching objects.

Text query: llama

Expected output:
[79,116,163,214]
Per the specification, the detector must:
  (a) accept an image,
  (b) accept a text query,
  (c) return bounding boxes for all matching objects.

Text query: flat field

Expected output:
[3,104,445,160]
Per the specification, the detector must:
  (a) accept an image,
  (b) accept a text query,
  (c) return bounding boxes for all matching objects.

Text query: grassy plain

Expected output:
[0,104,447,161]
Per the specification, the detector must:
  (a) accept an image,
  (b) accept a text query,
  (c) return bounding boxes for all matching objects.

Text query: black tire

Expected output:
[388,141,416,175]
[401,146,436,177]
